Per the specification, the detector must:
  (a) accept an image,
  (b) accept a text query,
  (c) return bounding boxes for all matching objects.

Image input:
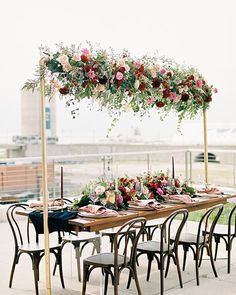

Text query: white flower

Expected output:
[94,185,106,195]
[134,80,140,90]
[72,53,81,61]
[57,54,69,65]
[63,63,72,72]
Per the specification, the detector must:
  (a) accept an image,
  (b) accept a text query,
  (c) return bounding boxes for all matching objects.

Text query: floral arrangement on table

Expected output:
[24,43,217,128]
[71,171,196,210]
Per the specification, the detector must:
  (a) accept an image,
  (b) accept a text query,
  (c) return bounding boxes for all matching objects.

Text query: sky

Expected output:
[1,0,236,144]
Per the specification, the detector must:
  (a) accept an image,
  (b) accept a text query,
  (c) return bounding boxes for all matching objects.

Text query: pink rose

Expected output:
[116,72,124,81]
[213,88,218,93]
[63,63,72,72]
[72,53,81,61]
[156,188,164,195]
[117,195,123,205]
[82,48,89,55]
[196,80,203,88]
[147,97,155,105]
[160,68,167,75]
[88,69,96,79]
[134,60,141,68]
[168,92,177,100]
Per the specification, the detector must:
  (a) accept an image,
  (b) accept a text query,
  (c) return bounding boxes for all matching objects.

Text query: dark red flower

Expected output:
[186,75,194,81]
[119,67,126,73]
[59,86,69,95]
[152,78,161,88]
[166,72,172,78]
[116,79,123,87]
[156,101,165,108]
[181,93,189,101]
[98,76,108,85]
[139,64,145,73]
[71,80,78,86]
[163,90,170,98]
[205,96,212,103]
[138,82,146,92]
[84,65,92,72]
[81,54,89,62]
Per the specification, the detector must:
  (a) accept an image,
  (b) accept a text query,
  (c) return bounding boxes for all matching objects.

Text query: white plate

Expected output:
[128,205,156,211]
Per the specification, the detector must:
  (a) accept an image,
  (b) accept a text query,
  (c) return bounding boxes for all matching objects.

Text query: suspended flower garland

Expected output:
[24,43,217,126]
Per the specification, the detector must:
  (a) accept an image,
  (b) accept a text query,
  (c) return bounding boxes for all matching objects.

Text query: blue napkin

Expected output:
[29,210,78,234]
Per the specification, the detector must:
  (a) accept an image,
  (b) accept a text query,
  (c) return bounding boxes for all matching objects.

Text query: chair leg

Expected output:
[132,266,142,295]
[208,245,218,278]
[9,253,18,288]
[52,260,57,275]
[227,241,231,274]
[56,249,65,288]
[126,269,132,289]
[214,236,220,261]
[32,253,40,295]
[82,263,89,295]
[146,253,154,282]
[198,247,204,267]
[164,255,170,278]
[104,270,109,295]
[182,244,189,271]
[195,248,200,286]
[175,252,183,288]
[160,255,164,295]
[75,245,82,282]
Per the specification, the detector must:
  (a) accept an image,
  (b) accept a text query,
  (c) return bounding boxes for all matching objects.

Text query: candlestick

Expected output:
[60,166,63,200]
[172,156,175,180]
[115,178,118,192]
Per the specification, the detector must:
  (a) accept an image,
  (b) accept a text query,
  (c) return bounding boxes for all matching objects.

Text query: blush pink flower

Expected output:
[82,48,89,55]
[160,68,167,75]
[117,195,123,205]
[156,188,164,195]
[116,71,124,80]
[168,92,177,100]
[213,88,218,93]
[88,69,96,79]
[196,80,203,88]
[147,97,155,105]
[134,60,141,68]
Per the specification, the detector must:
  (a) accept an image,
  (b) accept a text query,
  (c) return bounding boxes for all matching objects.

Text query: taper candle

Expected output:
[60,166,63,200]
[172,156,175,180]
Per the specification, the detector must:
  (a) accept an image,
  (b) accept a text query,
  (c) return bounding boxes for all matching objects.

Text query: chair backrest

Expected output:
[6,203,33,250]
[113,217,146,268]
[197,204,223,245]
[228,204,236,236]
[161,209,189,252]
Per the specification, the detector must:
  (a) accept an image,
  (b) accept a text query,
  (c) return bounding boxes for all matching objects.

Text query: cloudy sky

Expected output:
[1,0,235,143]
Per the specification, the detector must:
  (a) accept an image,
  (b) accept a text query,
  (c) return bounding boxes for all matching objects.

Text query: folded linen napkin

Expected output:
[78,204,119,216]
[128,200,162,209]
[29,199,65,208]
[163,194,192,204]
[197,187,223,195]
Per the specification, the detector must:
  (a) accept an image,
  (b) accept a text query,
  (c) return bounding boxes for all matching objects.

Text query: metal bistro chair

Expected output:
[52,198,101,282]
[7,203,65,295]
[204,203,236,273]
[176,204,223,285]
[82,217,146,295]
[136,209,188,295]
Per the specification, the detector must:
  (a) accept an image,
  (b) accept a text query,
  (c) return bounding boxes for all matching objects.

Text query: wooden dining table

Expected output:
[69,194,236,233]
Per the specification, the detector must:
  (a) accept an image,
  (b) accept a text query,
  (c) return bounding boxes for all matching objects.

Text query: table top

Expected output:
[69,194,236,232]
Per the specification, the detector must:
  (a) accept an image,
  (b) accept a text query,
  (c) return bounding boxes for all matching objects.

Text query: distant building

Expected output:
[13,89,58,144]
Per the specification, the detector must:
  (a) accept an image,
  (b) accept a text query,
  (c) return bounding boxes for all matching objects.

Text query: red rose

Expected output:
[152,78,161,88]
[119,67,126,73]
[163,90,170,98]
[138,82,146,92]
[71,80,78,86]
[139,64,145,73]
[116,79,123,87]
[166,72,172,78]
[84,65,92,72]
[59,86,69,95]
[81,54,89,62]
[181,93,189,101]
[174,179,181,188]
[205,96,212,103]
[156,101,165,108]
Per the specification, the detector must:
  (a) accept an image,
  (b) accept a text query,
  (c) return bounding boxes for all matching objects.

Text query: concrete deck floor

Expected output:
[0,220,236,295]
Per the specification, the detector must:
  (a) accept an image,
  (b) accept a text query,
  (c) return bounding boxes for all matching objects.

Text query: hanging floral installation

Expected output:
[24,43,217,127]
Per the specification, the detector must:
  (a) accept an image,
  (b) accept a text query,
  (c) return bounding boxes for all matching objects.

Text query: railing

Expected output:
[0,148,236,204]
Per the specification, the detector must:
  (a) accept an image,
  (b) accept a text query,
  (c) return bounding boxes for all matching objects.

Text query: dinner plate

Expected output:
[78,211,117,218]
[164,199,186,204]
[196,193,223,198]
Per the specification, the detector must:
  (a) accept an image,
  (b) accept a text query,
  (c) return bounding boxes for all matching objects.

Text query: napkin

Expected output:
[78,204,119,216]
[129,200,162,209]
[163,194,192,204]
[197,187,223,195]
[28,199,65,208]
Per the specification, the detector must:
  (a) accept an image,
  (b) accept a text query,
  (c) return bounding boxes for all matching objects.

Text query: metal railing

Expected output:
[0,148,236,204]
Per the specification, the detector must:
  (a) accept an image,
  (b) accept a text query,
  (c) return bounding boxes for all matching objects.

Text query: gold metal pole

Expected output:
[203,109,208,187]
[39,57,51,295]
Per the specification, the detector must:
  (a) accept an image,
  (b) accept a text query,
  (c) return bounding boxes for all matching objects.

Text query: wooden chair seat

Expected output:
[19,241,62,253]
[137,240,174,253]
[84,253,126,267]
